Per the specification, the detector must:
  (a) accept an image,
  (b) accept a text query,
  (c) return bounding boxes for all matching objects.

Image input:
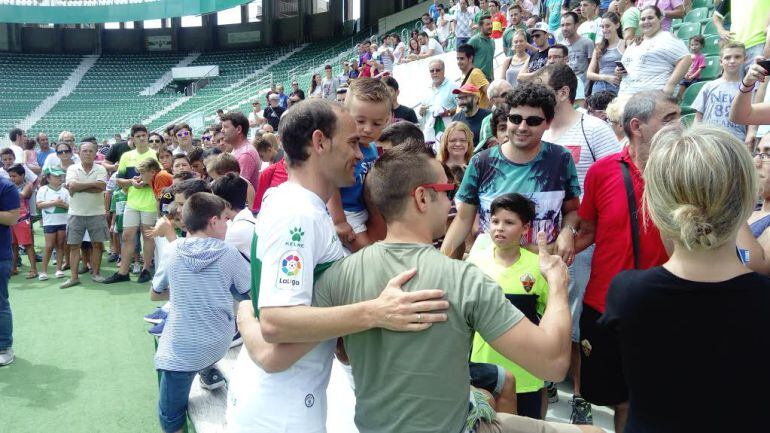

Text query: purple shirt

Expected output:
[637,0,684,31]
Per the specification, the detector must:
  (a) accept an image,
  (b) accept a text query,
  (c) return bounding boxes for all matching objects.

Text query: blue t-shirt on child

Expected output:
[340,142,379,213]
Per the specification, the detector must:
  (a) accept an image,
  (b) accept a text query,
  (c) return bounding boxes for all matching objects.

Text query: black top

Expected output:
[393,105,418,124]
[263,105,285,131]
[291,89,305,100]
[600,266,770,433]
[105,141,131,164]
[452,108,491,147]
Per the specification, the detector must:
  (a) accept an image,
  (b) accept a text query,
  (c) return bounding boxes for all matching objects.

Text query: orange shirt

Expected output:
[151,170,173,199]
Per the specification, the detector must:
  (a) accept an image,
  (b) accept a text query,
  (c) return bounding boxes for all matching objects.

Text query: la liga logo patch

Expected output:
[281,253,302,276]
[277,250,303,290]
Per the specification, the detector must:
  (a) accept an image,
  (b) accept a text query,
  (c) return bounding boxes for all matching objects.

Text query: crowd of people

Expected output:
[2,1,770,433]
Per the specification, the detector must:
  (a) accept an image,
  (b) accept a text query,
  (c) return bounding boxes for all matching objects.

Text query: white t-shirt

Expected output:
[37,185,71,227]
[619,31,689,95]
[420,37,445,56]
[225,207,256,260]
[42,152,80,171]
[0,144,24,164]
[577,16,603,43]
[692,78,748,141]
[542,113,621,194]
[247,110,264,125]
[321,76,340,100]
[226,181,348,433]
[0,165,37,185]
[436,15,454,43]
[65,163,107,217]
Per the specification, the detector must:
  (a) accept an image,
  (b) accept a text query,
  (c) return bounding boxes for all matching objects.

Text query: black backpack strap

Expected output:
[580,115,596,162]
[620,160,640,269]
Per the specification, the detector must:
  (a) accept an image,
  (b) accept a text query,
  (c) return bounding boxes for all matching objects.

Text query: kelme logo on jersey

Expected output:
[285,227,305,248]
[277,250,303,290]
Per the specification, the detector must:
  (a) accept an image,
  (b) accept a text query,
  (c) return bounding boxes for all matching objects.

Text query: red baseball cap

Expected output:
[452,83,481,98]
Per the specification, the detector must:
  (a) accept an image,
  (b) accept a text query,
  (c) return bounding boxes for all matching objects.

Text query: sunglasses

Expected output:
[412,182,456,201]
[148,139,162,144]
[429,68,443,73]
[56,149,71,155]
[176,131,190,137]
[508,114,547,127]
[202,136,211,141]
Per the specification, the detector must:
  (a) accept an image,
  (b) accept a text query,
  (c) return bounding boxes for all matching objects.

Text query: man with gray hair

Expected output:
[419,59,459,145]
[476,79,514,151]
[573,91,679,432]
[263,93,285,131]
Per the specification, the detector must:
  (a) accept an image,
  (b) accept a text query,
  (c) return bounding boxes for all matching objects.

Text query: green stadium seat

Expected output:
[702,34,721,56]
[691,0,715,9]
[700,55,721,80]
[703,20,719,36]
[681,113,696,126]
[684,7,712,25]
[676,23,701,41]
[680,81,707,115]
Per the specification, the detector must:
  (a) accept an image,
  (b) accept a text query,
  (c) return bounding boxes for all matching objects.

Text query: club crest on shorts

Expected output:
[581,339,592,357]
[276,251,303,289]
[305,393,315,407]
[520,272,536,293]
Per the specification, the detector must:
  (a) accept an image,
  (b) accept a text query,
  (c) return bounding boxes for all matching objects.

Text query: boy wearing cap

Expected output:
[36,167,70,281]
[452,84,492,148]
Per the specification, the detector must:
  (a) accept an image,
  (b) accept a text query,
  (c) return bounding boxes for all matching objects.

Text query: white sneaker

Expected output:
[38,273,49,281]
[0,348,14,366]
[55,270,65,278]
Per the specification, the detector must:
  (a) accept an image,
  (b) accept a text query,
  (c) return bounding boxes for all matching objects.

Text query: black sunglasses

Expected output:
[508,114,547,127]
[56,149,71,155]
[148,139,162,143]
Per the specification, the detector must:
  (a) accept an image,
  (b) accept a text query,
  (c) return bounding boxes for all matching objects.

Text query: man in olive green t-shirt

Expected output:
[313,143,598,433]
[469,15,497,81]
[104,124,159,284]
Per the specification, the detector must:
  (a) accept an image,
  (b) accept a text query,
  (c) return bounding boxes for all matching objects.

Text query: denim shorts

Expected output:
[157,369,197,433]
[43,224,66,234]
[469,362,505,396]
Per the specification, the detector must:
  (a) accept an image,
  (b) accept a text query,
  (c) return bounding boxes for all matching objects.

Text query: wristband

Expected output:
[740,80,755,93]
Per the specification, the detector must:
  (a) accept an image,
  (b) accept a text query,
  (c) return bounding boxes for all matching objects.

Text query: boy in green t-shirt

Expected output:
[109,185,128,246]
[468,192,550,420]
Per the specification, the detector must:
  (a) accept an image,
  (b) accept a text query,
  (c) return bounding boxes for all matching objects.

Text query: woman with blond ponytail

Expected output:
[598,123,770,433]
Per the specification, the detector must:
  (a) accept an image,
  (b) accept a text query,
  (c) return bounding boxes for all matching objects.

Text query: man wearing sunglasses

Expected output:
[442,82,581,268]
[518,22,553,82]
[311,141,601,433]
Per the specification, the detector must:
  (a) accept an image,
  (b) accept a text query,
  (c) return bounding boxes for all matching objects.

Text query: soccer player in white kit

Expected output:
[227,99,449,433]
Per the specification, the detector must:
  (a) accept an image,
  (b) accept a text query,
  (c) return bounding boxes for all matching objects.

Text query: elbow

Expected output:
[259,315,282,344]
[541,352,571,382]
[253,348,291,374]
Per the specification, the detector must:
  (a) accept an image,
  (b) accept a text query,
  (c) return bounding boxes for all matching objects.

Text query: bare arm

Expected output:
[0,209,20,226]
[730,63,770,125]
[238,300,317,373]
[259,268,449,344]
[586,51,603,83]
[517,57,537,81]
[489,232,571,381]
[663,55,692,96]
[555,198,580,264]
[440,200,477,256]
[737,222,770,275]
[498,56,512,81]
[574,217,596,253]
[663,5,685,20]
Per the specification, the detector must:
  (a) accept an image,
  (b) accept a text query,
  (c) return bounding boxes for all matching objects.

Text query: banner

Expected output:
[146,35,172,51]
[227,30,261,44]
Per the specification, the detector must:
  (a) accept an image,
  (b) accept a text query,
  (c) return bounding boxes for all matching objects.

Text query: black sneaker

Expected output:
[103,272,130,284]
[546,381,559,403]
[107,253,120,263]
[199,367,226,390]
[569,396,593,425]
[137,269,152,284]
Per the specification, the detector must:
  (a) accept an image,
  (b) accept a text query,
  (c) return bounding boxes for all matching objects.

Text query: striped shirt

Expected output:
[542,114,621,195]
[454,9,475,38]
[619,31,689,96]
[153,236,250,372]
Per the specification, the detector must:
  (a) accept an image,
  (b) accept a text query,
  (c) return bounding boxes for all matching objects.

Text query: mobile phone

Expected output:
[615,61,626,71]
[757,59,770,73]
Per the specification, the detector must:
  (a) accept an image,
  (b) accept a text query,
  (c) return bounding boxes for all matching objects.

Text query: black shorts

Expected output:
[43,224,66,234]
[579,304,628,406]
[469,362,505,396]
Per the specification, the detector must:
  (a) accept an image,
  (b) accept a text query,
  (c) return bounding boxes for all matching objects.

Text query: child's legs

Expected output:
[24,245,36,272]
[11,242,18,272]
[54,229,66,271]
[157,369,197,433]
[42,230,57,273]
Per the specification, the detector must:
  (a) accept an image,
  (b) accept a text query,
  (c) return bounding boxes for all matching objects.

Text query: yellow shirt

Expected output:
[466,68,491,109]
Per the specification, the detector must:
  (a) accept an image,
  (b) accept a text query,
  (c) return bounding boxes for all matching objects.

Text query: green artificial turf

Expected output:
[0,236,162,433]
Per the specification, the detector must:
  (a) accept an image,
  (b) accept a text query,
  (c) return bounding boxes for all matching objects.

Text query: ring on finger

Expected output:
[417,313,422,323]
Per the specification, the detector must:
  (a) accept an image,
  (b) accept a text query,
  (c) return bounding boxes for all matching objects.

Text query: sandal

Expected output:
[26,272,38,279]
[11,269,18,276]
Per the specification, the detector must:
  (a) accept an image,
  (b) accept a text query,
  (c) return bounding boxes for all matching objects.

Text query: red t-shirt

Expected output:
[253,158,288,213]
[491,12,507,39]
[578,148,669,313]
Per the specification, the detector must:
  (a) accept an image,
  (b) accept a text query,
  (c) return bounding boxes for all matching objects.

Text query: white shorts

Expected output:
[343,209,369,234]
[123,206,158,228]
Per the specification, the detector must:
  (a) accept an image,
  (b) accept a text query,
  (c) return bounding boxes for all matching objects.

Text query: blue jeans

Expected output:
[0,259,12,350]
[157,369,197,433]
